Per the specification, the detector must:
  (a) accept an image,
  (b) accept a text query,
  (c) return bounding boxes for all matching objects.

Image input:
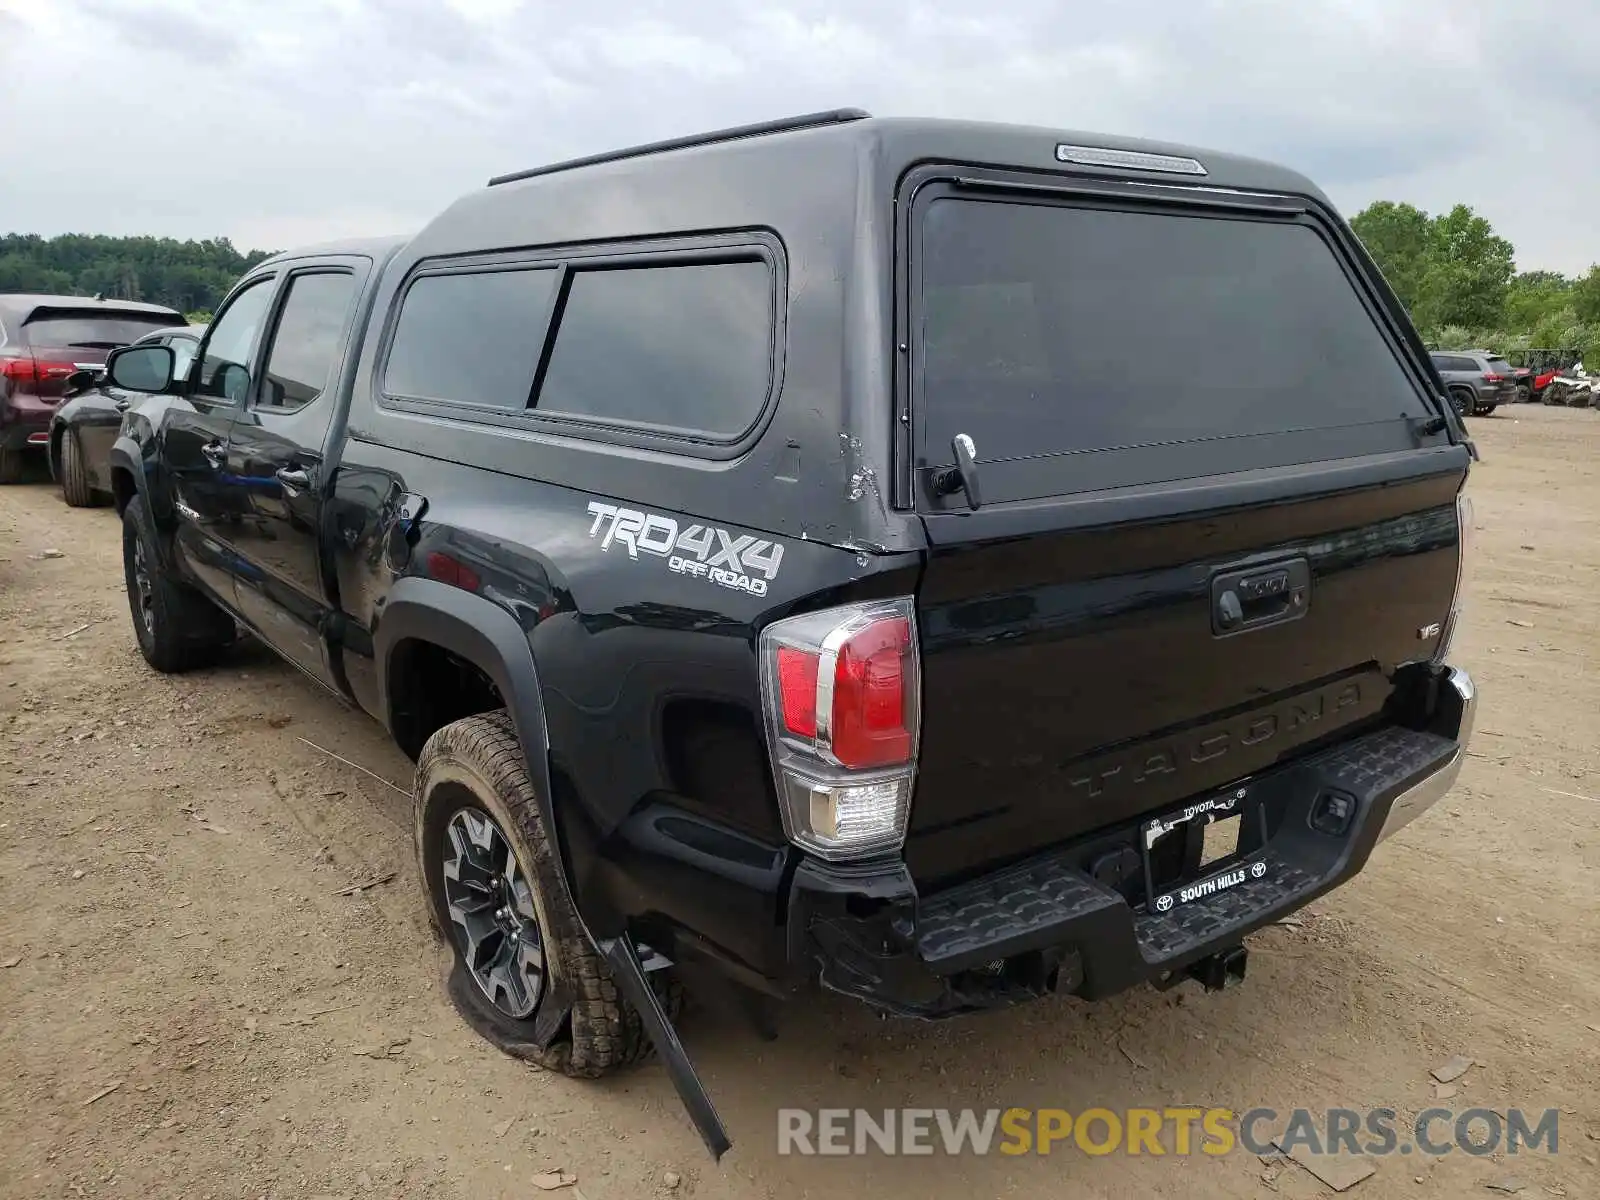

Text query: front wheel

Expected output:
[1450,389,1472,418]
[414,710,675,1077]
[121,494,236,672]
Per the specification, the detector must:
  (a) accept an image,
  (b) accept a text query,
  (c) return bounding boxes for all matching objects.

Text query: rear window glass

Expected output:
[23,312,182,349]
[1488,358,1515,375]
[917,199,1430,496]
[536,260,772,439]
[385,269,558,410]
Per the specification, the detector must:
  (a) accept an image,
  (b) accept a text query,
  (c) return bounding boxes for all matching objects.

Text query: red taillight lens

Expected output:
[776,647,819,738]
[830,617,911,768]
[425,551,481,592]
[1483,373,1504,382]
[1,357,76,387]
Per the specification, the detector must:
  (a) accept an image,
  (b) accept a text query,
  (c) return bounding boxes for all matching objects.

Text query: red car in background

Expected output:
[0,295,185,482]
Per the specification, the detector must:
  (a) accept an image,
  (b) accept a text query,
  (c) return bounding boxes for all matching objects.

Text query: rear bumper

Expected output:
[789,666,1476,1017]
[1482,386,1515,408]
[0,393,56,449]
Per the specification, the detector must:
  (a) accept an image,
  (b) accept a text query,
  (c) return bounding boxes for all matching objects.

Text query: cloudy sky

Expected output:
[2,0,1595,273]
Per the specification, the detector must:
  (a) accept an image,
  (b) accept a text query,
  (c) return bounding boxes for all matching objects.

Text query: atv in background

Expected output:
[1506,348,1582,403]
[1541,362,1597,408]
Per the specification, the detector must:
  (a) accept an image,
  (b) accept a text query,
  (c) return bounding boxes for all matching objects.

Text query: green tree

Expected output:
[1350,201,1432,310]
[1415,205,1515,329]
[1571,266,1600,325]
[1351,201,1516,331]
[0,233,274,313]
[1504,271,1573,330]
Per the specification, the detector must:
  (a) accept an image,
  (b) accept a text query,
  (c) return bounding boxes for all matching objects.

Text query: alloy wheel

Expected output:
[442,807,545,1018]
[131,535,156,637]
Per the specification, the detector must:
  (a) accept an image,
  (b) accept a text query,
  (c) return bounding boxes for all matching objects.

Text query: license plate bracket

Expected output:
[1140,785,1270,914]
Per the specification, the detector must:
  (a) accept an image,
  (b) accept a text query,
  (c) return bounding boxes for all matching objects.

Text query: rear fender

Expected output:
[374,576,731,1159]
[373,577,565,906]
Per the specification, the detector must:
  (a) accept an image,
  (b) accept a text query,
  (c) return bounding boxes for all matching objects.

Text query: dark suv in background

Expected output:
[0,295,186,481]
[1429,350,1517,417]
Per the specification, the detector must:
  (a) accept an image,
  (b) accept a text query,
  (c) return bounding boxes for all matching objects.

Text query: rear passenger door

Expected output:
[222,263,362,689]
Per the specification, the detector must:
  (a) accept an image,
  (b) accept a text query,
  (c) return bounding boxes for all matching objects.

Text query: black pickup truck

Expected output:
[102,110,1478,1158]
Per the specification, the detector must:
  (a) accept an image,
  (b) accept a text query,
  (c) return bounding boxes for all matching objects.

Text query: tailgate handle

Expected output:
[1212,559,1310,636]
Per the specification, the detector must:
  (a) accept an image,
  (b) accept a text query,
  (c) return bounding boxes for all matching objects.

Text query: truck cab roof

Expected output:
[258,234,413,266]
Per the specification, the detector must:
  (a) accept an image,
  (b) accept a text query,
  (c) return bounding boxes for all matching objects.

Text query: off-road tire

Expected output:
[121,493,236,672]
[415,710,679,1077]
[60,430,100,507]
[0,446,22,484]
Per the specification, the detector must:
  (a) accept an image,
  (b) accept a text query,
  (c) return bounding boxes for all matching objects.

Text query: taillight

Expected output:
[425,551,481,592]
[1,357,77,387]
[1434,491,1473,665]
[1482,373,1504,382]
[759,597,920,860]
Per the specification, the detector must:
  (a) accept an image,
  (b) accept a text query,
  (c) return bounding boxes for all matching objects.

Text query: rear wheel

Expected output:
[60,430,99,507]
[415,710,675,1077]
[121,494,236,672]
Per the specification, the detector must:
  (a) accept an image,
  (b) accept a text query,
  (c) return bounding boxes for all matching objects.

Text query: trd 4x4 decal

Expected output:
[585,502,784,597]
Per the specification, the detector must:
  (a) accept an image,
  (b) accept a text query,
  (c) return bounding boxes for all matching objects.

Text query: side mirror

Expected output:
[106,343,176,394]
[63,368,100,395]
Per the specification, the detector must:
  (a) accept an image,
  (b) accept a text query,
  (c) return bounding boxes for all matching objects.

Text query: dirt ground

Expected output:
[2,408,1598,1200]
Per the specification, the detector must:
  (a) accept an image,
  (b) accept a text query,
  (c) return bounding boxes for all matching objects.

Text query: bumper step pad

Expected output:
[915,723,1457,981]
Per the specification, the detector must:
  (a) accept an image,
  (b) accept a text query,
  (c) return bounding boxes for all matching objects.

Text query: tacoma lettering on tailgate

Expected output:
[1067,679,1364,801]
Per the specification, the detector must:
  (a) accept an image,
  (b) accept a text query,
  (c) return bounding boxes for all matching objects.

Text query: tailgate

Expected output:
[908,460,1464,882]
[901,173,1466,885]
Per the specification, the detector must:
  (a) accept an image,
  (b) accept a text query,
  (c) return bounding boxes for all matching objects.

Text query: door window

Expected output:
[258,272,357,412]
[195,279,275,403]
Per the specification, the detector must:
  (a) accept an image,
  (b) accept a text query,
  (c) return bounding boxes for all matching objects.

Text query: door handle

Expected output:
[114,397,131,412]
[200,441,226,467]
[275,466,311,493]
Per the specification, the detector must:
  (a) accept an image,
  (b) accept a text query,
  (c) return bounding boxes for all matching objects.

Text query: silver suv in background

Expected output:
[1430,350,1517,417]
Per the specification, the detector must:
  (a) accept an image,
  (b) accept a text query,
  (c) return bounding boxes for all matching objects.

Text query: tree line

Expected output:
[0,233,274,323]
[1350,202,1600,364]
